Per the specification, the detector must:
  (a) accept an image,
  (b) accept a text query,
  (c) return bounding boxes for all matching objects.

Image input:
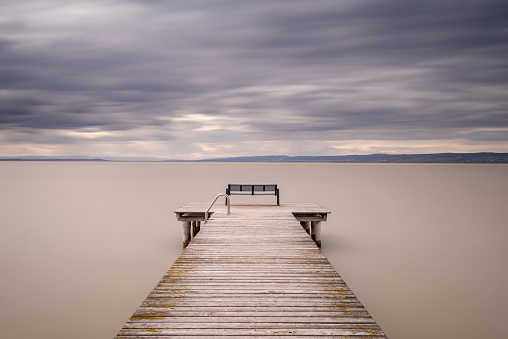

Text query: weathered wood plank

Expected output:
[122,322,382,330]
[117,337,383,339]
[118,328,385,336]
[126,316,376,323]
[133,308,373,317]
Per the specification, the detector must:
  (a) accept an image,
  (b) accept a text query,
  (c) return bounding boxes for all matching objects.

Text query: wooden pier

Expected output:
[115,202,387,338]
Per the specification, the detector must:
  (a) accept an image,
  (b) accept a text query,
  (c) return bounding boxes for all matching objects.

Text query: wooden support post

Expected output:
[300,221,310,234]
[191,221,201,237]
[311,221,322,247]
[182,221,191,247]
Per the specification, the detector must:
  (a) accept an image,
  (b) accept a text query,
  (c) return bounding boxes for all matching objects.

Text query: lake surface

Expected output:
[0,162,507,338]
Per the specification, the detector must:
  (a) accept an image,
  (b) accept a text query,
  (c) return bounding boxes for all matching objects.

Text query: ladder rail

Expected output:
[205,193,230,221]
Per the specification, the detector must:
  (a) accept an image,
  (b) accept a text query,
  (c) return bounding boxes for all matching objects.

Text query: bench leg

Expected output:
[276,189,280,206]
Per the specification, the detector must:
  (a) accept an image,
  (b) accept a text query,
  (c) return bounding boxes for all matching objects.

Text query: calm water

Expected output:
[0,162,507,338]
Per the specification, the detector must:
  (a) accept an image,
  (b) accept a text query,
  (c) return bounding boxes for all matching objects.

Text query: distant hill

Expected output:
[0,156,165,162]
[197,153,508,163]
[0,156,108,161]
[2,153,508,163]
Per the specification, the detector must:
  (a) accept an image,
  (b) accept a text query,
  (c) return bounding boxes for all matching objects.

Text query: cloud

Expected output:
[0,0,507,157]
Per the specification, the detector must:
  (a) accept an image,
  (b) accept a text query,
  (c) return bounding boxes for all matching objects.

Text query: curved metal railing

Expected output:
[205,193,230,221]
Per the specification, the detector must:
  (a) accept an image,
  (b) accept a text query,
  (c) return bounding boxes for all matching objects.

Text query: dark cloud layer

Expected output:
[1,0,507,157]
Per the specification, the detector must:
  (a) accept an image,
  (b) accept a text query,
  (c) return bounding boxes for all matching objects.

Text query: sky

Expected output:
[1,0,507,159]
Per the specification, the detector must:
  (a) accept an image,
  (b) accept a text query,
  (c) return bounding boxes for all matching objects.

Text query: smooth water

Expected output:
[0,162,507,338]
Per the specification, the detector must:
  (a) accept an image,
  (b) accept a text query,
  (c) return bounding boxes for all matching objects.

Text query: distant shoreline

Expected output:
[1,152,508,163]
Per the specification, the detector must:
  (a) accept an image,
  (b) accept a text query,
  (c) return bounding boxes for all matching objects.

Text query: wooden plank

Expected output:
[115,203,385,338]
[126,316,377,323]
[122,322,382,329]
[175,202,330,215]
[131,310,376,321]
[117,337,382,339]
[118,328,385,336]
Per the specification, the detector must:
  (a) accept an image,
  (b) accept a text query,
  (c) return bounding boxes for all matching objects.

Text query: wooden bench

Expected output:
[226,184,280,205]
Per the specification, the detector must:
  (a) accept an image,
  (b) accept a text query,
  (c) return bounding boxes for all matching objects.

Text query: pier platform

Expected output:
[115,202,386,338]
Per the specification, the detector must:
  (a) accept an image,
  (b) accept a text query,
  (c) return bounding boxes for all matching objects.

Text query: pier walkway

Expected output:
[115,203,386,338]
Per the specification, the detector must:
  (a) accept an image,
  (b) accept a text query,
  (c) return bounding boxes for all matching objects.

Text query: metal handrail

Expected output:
[205,193,230,221]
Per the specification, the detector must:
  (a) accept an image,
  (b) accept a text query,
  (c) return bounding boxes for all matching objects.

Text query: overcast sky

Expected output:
[1,0,507,159]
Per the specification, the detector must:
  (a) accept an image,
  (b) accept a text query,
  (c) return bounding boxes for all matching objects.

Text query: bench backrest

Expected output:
[228,184,277,194]
[226,184,280,205]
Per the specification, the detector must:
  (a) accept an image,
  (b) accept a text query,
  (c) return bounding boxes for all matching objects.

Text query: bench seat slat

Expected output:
[229,192,276,196]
